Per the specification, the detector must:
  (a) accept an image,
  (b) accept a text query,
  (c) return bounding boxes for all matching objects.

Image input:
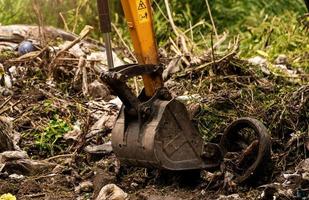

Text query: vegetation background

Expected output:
[0,0,308,71]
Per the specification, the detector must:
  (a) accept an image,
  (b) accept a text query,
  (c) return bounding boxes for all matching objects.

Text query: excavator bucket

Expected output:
[102,64,222,170]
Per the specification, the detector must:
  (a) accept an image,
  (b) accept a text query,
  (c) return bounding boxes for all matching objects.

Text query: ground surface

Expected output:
[0,25,308,200]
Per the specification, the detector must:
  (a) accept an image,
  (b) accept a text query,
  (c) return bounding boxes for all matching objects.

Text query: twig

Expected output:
[73,56,86,84]
[72,1,84,33]
[24,193,46,198]
[31,0,46,45]
[183,20,205,35]
[0,96,12,110]
[169,37,190,66]
[48,25,93,76]
[164,0,179,37]
[205,0,218,40]
[59,12,69,32]
[82,60,89,96]
[55,25,93,59]
[111,23,136,62]
[0,99,23,116]
[209,29,216,76]
[44,153,75,162]
[185,44,238,73]
[111,23,140,95]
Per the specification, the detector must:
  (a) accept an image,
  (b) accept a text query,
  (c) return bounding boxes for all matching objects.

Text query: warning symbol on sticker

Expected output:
[136,0,149,23]
[138,0,147,10]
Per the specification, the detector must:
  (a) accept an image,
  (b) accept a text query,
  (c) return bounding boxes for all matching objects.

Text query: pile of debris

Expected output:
[0,24,308,200]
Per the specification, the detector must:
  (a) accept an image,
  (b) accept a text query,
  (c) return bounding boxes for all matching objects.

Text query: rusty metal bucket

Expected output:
[102,64,222,170]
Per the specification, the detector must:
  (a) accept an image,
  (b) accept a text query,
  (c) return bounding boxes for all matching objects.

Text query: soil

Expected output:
[0,25,308,200]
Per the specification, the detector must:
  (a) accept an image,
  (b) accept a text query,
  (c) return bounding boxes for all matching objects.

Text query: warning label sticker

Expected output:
[136,0,149,23]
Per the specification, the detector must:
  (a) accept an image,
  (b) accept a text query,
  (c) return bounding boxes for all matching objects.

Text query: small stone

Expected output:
[248,56,267,67]
[52,165,65,174]
[217,194,242,200]
[130,182,138,188]
[75,181,93,193]
[274,54,288,65]
[0,151,29,162]
[9,174,24,180]
[88,80,111,100]
[63,122,82,141]
[85,142,113,161]
[95,184,128,200]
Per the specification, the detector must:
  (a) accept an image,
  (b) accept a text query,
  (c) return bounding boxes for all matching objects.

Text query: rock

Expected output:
[0,151,29,163]
[88,80,111,100]
[283,173,302,189]
[0,87,13,97]
[259,184,279,200]
[274,54,288,65]
[63,122,82,141]
[8,174,24,180]
[217,194,242,200]
[89,114,117,136]
[95,184,128,200]
[85,142,113,161]
[187,103,201,120]
[3,74,12,89]
[52,165,65,174]
[93,167,117,198]
[162,57,181,80]
[87,51,123,69]
[0,117,15,153]
[75,181,93,193]
[248,56,270,75]
[0,151,56,176]
[176,94,201,103]
[248,56,267,67]
[296,159,309,173]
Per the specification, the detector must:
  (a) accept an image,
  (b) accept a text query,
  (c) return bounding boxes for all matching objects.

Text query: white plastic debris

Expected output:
[109,97,122,109]
[176,94,201,103]
[9,173,25,180]
[248,56,267,67]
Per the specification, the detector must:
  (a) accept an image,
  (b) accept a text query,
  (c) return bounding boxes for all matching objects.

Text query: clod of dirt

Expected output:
[93,167,117,198]
[18,179,42,195]
[0,180,19,194]
[95,184,128,200]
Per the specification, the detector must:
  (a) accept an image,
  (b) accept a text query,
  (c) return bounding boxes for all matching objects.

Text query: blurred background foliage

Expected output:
[0,0,308,70]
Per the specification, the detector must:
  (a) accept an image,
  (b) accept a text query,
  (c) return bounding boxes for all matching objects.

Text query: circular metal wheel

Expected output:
[219,117,272,184]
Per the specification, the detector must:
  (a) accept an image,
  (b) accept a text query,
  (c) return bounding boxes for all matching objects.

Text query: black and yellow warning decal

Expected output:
[136,0,149,23]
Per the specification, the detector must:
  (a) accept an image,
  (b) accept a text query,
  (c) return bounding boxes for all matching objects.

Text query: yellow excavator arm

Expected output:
[120,0,163,96]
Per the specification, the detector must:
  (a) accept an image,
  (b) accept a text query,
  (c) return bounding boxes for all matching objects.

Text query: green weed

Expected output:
[35,115,72,155]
